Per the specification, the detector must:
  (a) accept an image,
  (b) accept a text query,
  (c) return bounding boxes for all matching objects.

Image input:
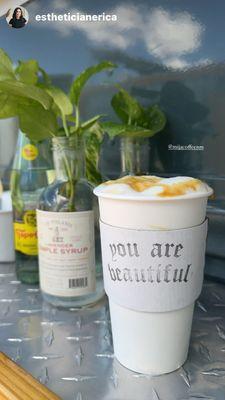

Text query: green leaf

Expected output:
[0,80,53,109]
[111,88,166,136]
[85,122,104,186]
[86,155,102,186]
[16,60,39,85]
[80,114,103,130]
[0,49,15,80]
[70,61,117,106]
[0,93,18,118]
[101,121,128,138]
[66,115,76,123]
[142,104,166,132]
[87,121,104,140]
[45,86,73,116]
[18,101,58,141]
[69,115,104,135]
[111,88,144,125]
[121,126,162,138]
[102,121,160,139]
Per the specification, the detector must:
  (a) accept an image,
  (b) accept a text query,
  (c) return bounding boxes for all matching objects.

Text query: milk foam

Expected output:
[94,175,213,200]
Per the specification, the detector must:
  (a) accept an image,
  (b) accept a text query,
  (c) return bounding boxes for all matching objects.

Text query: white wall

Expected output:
[0,118,18,178]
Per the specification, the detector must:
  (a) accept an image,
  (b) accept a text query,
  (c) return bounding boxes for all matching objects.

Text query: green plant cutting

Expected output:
[0,48,116,187]
[102,87,166,139]
[101,87,166,175]
[0,48,166,205]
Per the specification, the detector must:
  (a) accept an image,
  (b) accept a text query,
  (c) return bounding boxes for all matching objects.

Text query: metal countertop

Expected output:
[0,263,225,400]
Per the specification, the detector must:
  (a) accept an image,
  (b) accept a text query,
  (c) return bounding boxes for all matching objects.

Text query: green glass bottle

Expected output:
[10,131,53,284]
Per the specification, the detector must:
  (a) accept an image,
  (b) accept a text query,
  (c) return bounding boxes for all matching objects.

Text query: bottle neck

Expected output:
[52,136,86,181]
[12,131,53,173]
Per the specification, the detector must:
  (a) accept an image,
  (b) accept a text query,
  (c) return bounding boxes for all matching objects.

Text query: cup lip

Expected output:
[93,187,214,202]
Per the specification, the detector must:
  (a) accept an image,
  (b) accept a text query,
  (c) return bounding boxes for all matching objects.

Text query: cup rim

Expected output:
[93,187,214,202]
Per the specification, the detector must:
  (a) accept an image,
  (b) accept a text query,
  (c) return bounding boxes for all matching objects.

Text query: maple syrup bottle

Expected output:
[37,136,104,307]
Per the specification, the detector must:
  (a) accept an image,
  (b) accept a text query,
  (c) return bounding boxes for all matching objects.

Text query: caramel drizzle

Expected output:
[104,176,202,197]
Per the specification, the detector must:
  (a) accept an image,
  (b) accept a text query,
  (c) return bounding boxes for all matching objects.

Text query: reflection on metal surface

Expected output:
[202,367,225,377]
[152,387,160,400]
[197,342,211,362]
[38,366,50,385]
[197,301,208,313]
[110,367,119,388]
[76,392,85,400]
[180,367,191,387]
[0,263,224,399]
[185,395,214,399]
[44,329,55,347]
[216,324,225,340]
[61,376,97,382]
[13,346,22,362]
[66,336,93,342]
[32,354,64,360]
[74,346,84,367]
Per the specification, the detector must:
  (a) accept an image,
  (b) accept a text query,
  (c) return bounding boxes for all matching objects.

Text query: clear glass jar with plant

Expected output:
[0,48,116,306]
[102,87,166,175]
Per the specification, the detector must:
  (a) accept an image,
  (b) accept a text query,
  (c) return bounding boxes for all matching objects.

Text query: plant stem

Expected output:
[121,136,134,176]
[135,139,142,175]
[61,149,75,211]
[75,105,80,131]
[52,135,75,211]
[62,114,70,137]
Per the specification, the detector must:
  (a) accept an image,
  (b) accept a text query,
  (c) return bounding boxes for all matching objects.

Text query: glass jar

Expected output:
[37,136,104,307]
[120,136,150,176]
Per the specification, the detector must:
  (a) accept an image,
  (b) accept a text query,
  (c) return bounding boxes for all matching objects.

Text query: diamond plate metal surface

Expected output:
[0,263,225,400]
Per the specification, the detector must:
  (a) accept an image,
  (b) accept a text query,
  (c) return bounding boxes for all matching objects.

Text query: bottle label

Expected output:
[100,219,208,313]
[14,210,38,256]
[22,144,38,161]
[37,210,96,297]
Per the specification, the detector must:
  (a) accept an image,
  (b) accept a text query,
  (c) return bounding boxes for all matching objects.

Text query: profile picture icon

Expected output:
[6,6,28,29]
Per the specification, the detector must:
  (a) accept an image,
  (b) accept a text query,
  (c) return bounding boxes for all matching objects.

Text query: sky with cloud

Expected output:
[27,0,208,70]
[0,0,224,75]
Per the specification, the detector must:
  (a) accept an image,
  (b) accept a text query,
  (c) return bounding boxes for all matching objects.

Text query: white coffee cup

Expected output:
[94,176,213,375]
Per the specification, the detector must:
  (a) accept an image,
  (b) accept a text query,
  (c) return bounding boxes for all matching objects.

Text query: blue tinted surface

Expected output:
[0,0,225,188]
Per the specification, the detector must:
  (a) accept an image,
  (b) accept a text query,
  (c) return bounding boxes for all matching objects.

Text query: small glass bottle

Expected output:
[120,136,151,176]
[37,136,104,307]
[10,131,53,284]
